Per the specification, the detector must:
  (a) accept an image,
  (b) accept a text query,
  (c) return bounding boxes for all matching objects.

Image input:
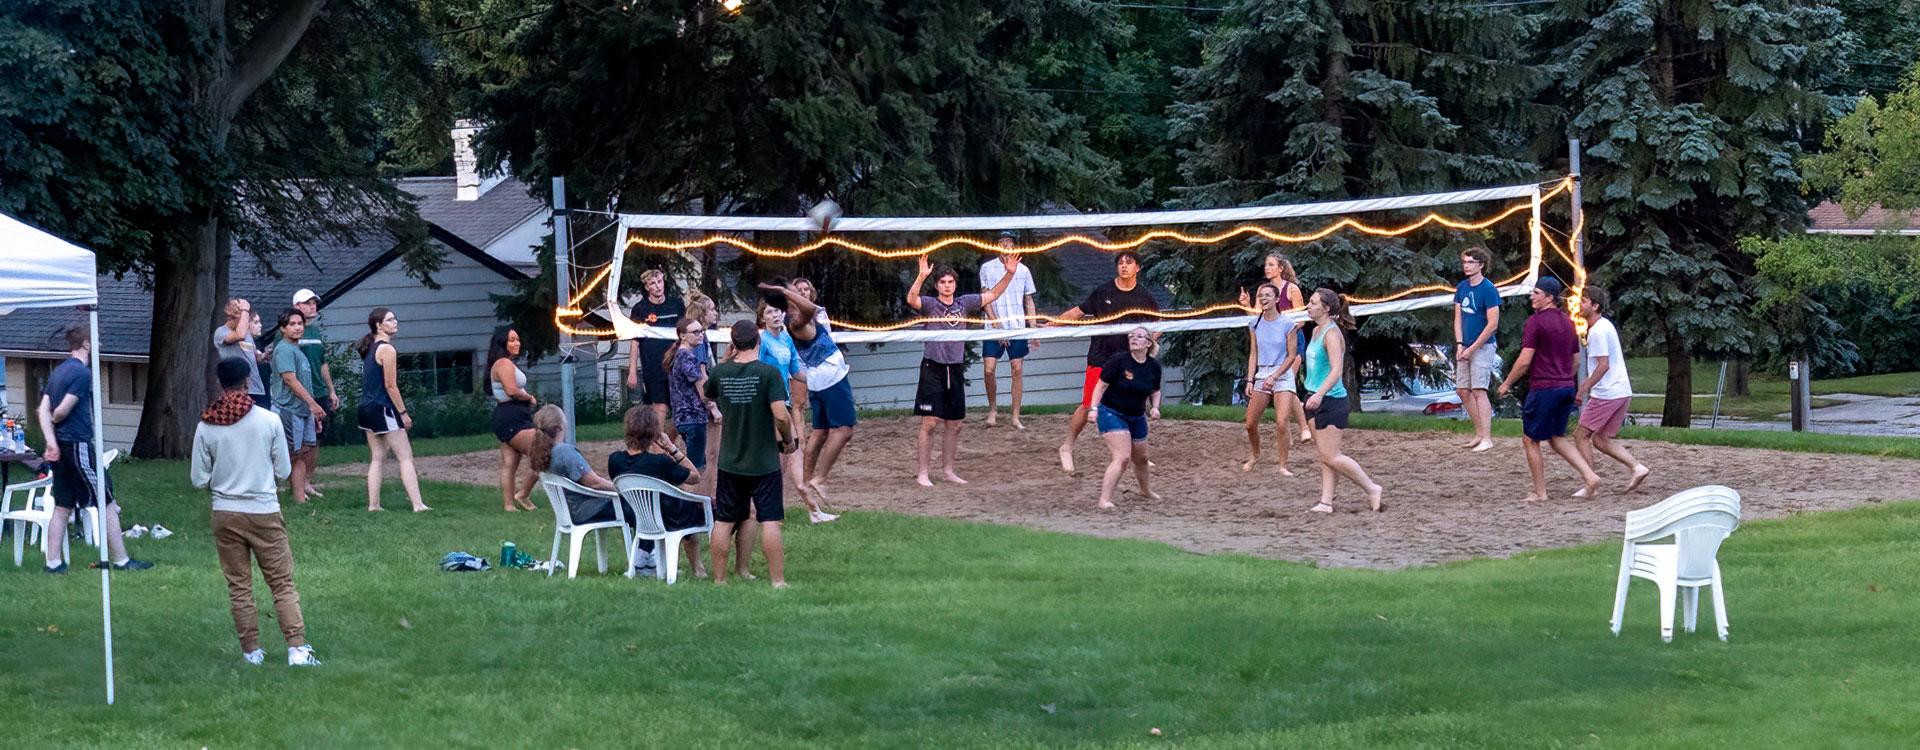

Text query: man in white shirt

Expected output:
[979,231,1038,429]
[1574,286,1650,493]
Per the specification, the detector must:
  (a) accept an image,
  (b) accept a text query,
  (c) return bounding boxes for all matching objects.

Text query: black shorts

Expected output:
[358,402,401,434]
[640,375,672,406]
[714,469,784,524]
[913,359,967,421]
[491,400,535,443]
[1306,394,1351,430]
[51,440,115,510]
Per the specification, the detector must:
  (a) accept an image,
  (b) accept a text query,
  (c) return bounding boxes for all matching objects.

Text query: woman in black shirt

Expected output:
[1087,327,1163,509]
[606,405,706,578]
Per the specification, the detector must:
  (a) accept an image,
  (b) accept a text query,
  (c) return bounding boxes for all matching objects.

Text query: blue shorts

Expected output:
[1095,405,1149,442]
[676,422,708,470]
[810,377,858,430]
[1522,386,1577,441]
[982,338,1029,360]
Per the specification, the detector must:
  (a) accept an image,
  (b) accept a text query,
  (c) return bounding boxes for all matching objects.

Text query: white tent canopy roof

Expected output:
[0,211,99,314]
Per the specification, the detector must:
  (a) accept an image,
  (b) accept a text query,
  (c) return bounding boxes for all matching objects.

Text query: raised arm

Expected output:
[905,255,932,310]
[759,281,820,321]
[978,255,1021,309]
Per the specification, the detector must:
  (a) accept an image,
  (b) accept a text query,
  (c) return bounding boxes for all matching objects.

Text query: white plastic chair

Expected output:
[73,449,121,549]
[615,474,715,585]
[538,473,634,579]
[2,476,56,566]
[1610,485,1741,642]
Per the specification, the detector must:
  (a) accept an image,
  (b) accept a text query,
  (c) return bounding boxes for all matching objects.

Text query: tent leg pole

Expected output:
[88,308,114,705]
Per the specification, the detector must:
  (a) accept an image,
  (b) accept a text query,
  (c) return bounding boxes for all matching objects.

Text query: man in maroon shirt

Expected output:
[1497,278,1601,502]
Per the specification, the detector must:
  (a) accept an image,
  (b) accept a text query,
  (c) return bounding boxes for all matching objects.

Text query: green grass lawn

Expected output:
[4,455,1920,746]
[1625,358,1920,419]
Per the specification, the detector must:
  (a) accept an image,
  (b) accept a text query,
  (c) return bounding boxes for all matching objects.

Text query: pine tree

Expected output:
[1552,0,1852,426]
[1169,0,1556,399]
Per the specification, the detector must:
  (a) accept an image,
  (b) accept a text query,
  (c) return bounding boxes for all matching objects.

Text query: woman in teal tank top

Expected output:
[1302,289,1383,514]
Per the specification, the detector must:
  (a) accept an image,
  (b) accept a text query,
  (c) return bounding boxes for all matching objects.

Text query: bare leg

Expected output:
[709,521,734,585]
[761,521,787,587]
[509,429,539,508]
[1059,405,1090,474]
[1522,439,1548,502]
[941,420,967,484]
[1457,387,1481,447]
[1130,440,1159,500]
[1595,433,1652,491]
[983,356,1000,425]
[365,430,385,511]
[1096,429,1131,508]
[1009,359,1026,429]
[1272,392,1297,475]
[1293,374,1312,442]
[784,447,819,513]
[733,511,759,579]
[915,416,937,487]
[681,535,706,577]
[385,430,431,512]
[499,443,521,511]
[1552,435,1604,498]
[808,427,854,492]
[1315,426,1381,510]
[1469,390,1494,449]
[45,507,71,566]
[1242,390,1272,471]
[99,502,129,564]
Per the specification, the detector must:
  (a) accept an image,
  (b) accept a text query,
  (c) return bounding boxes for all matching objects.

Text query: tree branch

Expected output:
[221,0,328,120]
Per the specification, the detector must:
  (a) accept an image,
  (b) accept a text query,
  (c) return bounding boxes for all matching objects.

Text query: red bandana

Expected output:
[201,391,256,426]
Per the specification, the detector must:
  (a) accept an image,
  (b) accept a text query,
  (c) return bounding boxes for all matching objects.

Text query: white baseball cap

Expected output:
[292,288,319,304]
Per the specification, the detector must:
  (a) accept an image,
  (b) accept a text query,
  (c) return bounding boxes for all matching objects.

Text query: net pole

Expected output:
[1569,138,1585,270]
[552,177,577,442]
[1528,184,1544,288]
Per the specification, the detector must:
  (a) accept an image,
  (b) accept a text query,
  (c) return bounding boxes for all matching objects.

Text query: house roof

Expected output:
[1808,201,1920,235]
[398,176,547,250]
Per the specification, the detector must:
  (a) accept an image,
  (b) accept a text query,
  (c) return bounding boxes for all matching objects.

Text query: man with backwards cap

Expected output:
[1497,277,1603,503]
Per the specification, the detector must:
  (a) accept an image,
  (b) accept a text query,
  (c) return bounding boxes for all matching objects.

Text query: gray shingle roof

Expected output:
[398,176,545,250]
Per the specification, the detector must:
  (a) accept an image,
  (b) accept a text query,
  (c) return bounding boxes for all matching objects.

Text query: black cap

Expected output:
[1535,277,1564,297]
[998,230,1019,240]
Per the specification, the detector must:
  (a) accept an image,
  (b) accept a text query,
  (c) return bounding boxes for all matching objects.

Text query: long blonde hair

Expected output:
[528,404,567,473]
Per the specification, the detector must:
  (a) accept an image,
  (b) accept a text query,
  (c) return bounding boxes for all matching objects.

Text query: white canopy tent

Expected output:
[0,210,117,704]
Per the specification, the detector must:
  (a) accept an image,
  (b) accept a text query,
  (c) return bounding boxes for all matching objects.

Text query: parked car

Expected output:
[1359,346,1507,418]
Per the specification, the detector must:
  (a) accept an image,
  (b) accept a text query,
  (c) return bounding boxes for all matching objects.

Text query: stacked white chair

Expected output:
[1610,485,1741,642]
[538,472,634,579]
[615,474,715,585]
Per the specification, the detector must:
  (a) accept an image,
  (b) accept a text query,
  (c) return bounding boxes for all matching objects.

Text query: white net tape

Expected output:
[593,180,1552,344]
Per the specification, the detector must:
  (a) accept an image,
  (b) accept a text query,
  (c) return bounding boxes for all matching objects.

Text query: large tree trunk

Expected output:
[1727,359,1750,397]
[130,0,327,458]
[1661,332,1692,428]
[132,217,221,458]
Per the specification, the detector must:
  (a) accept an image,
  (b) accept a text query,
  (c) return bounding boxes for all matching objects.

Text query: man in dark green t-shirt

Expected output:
[703,320,797,587]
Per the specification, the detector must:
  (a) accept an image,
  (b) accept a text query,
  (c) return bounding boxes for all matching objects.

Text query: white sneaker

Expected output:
[242,648,265,666]
[288,645,322,667]
[150,524,174,539]
[809,510,838,524]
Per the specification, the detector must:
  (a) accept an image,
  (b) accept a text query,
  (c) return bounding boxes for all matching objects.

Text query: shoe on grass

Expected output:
[112,558,154,571]
[288,645,322,667]
[45,563,68,575]
[243,649,265,666]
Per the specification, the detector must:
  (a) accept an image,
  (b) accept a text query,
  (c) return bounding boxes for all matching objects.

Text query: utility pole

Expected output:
[552,177,576,442]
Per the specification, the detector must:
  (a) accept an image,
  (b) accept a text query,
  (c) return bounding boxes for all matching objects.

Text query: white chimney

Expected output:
[451,119,506,201]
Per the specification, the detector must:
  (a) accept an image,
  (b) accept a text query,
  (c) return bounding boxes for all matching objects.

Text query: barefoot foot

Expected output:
[1366,483,1384,512]
[1624,465,1651,493]
[1241,458,1256,472]
[1058,445,1076,474]
[1308,501,1334,514]
[915,474,934,488]
[1096,499,1116,509]
[942,471,968,485]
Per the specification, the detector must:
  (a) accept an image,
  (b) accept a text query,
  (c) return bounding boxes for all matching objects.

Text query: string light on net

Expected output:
[621,178,1574,260]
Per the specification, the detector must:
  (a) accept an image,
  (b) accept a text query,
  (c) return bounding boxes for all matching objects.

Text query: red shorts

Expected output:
[1080,366,1103,408]
[1578,396,1631,438]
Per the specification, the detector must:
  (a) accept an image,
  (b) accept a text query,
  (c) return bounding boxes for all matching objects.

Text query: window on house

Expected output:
[108,361,149,405]
[395,351,478,395]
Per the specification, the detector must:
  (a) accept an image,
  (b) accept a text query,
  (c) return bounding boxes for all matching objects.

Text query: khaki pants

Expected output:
[212,511,306,651]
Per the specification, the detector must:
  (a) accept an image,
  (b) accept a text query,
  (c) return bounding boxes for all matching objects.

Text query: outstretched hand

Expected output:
[1002,252,1022,272]
[916,253,932,277]
[756,280,786,292]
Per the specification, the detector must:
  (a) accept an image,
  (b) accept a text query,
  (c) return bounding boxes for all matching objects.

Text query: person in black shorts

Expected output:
[1048,251,1160,475]
[1300,289,1383,514]
[34,326,151,573]
[904,251,1021,486]
[625,268,684,435]
[703,321,799,587]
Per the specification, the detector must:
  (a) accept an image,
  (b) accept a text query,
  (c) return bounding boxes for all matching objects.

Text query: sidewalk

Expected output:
[1633,393,1920,437]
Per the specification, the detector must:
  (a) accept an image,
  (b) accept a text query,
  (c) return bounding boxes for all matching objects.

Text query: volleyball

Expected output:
[808,198,843,233]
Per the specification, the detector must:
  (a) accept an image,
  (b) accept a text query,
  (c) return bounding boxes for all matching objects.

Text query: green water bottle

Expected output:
[500,541,516,570]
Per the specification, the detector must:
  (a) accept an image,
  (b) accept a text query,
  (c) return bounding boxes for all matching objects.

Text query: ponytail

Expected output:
[664,317,697,371]
[357,307,393,358]
[1311,288,1356,330]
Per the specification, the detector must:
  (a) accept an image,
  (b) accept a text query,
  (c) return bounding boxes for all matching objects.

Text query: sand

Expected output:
[322,414,1920,569]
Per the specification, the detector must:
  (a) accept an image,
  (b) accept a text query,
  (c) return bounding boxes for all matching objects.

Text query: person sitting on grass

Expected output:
[608,405,707,579]
[192,356,319,666]
[529,404,641,569]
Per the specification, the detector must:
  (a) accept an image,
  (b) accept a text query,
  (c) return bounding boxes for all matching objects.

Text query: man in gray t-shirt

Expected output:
[214,298,269,409]
[904,252,1020,486]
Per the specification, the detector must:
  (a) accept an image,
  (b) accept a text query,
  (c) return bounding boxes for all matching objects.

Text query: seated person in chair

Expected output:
[529,405,637,550]
[608,405,706,578]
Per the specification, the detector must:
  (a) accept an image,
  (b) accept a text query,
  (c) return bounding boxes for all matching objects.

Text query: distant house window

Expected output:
[395,351,478,396]
[108,362,149,405]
